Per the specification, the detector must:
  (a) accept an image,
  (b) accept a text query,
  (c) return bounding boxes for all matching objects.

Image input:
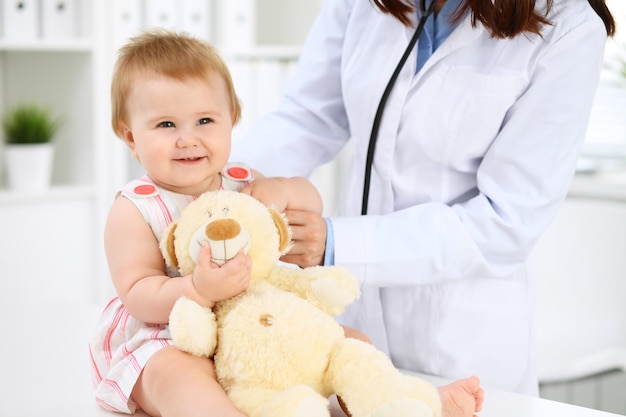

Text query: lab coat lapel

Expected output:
[416,14,486,77]
[362,13,485,216]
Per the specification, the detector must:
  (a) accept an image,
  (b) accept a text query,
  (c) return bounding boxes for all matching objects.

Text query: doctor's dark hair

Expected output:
[110,29,242,138]
[372,0,615,38]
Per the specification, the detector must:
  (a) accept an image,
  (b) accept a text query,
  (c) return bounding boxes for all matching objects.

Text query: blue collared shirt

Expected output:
[322,0,461,266]
[416,0,462,72]
[323,217,335,266]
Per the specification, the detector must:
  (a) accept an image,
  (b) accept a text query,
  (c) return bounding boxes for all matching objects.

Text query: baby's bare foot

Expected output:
[438,376,484,417]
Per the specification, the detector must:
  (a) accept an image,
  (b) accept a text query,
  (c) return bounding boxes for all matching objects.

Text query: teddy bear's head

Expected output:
[160,190,292,279]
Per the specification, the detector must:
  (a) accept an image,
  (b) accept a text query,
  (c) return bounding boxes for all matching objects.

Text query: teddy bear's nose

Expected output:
[205,219,242,241]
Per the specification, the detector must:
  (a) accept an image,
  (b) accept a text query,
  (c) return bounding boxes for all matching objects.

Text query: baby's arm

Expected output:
[240,170,323,214]
[105,196,251,324]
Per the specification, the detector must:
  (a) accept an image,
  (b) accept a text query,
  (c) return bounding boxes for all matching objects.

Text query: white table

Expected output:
[1,301,620,417]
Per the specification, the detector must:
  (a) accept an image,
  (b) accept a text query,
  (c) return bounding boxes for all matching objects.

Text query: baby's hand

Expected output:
[192,245,251,307]
[240,178,289,212]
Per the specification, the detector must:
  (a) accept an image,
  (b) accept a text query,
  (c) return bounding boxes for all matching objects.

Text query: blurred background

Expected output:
[0,0,625,413]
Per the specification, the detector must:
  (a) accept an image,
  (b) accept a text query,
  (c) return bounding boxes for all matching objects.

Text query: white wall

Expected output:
[256,0,323,45]
[583,0,626,161]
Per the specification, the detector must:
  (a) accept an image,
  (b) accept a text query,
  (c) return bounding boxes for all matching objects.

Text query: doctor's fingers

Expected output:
[284,210,327,248]
[280,249,324,268]
[284,209,326,236]
[282,209,327,267]
[280,228,326,268]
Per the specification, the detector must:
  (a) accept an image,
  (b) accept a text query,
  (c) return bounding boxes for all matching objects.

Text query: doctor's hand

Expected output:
[281,209,327,268]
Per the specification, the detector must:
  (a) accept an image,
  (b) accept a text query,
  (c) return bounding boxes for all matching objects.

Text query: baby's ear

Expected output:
[160,222,179,270]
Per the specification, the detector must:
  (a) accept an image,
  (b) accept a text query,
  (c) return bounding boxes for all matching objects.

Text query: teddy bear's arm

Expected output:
[266,265,360,316]
[169,297,218,357]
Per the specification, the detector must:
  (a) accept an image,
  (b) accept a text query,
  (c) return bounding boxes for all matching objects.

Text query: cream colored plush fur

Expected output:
[162,190,442,417]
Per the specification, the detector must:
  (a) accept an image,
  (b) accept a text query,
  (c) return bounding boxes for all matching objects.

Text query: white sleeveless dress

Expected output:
[89,167,252,413]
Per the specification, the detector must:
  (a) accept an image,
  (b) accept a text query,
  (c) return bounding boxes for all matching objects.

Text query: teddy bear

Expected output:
[161,190,442,417]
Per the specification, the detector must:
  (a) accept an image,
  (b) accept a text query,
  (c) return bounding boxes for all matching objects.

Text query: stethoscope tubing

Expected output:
[361,0,438,215]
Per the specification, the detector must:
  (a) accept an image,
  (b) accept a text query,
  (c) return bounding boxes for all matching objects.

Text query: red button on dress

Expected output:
[227,166,250,180]
[134,184,156,195]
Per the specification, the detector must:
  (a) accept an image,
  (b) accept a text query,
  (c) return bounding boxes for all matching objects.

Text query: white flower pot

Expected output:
[4,143,54,191]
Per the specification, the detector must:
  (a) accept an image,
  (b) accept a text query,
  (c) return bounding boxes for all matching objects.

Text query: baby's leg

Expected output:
[341,325,372,344]
[131,346,245,417]
[438,376,484,417]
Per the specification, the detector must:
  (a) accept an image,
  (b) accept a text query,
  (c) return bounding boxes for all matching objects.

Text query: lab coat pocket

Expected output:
[441,68,527,166]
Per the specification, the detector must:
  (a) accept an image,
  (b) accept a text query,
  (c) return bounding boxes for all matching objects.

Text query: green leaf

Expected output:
[2,103,62,145]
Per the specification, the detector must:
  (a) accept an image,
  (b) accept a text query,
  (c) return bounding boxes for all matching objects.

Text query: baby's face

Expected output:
[120,71,233,196]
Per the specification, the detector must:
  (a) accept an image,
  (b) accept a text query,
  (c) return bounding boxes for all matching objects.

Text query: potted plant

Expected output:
[2,103,62,191]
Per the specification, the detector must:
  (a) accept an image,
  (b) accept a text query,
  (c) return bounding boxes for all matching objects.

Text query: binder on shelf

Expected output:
[2,0,39,40]
[143,0,179,31]
[180,0,213,41]
[113,0,142,48]
[214,0,256,50]
[41,0,77,40]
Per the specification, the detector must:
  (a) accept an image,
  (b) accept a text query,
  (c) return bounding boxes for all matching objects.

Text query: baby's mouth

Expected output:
[177,156,204,161]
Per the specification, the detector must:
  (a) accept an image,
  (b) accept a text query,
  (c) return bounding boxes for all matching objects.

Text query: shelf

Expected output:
[569,172,626,203]
[581,142,626,160]
[220,45,302,61]
[0,38,94,53]
[0,184,96,206]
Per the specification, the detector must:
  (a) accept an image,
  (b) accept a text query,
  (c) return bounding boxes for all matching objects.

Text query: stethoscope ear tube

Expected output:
[361,0,437,215]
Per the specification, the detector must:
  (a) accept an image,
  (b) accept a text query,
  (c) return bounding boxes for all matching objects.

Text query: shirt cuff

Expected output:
[323,217,335,266]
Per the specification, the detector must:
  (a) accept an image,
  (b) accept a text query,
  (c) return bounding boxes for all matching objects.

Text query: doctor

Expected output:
[233,0,615,395]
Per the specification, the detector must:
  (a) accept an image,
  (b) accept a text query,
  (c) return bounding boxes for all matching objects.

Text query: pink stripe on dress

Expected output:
[103,305,128,363]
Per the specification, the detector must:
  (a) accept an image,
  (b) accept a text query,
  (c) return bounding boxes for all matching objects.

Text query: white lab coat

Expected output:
[232,0,607,394]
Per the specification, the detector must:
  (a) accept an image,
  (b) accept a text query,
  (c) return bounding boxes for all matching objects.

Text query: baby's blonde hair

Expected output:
[110,29,242,138]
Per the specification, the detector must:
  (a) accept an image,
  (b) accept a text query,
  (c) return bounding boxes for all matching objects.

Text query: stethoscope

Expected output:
[361,0,438,215]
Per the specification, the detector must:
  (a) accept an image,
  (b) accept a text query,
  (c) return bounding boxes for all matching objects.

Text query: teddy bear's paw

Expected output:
[292,396,331,417]
[368,398,434,417]
[169,297,217,357]
[257,385,330,417]
[311,275,359,315]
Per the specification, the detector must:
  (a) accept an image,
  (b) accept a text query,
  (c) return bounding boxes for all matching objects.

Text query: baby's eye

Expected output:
[197,118,212,126]
[157,121,175,128]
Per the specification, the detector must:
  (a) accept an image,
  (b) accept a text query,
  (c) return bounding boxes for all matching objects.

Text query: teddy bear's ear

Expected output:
[269,208,292,254]
[160,222,179,270]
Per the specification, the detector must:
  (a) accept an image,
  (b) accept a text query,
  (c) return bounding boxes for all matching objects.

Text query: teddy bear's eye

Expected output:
[206,210,213,218]
[222,207,230,215]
